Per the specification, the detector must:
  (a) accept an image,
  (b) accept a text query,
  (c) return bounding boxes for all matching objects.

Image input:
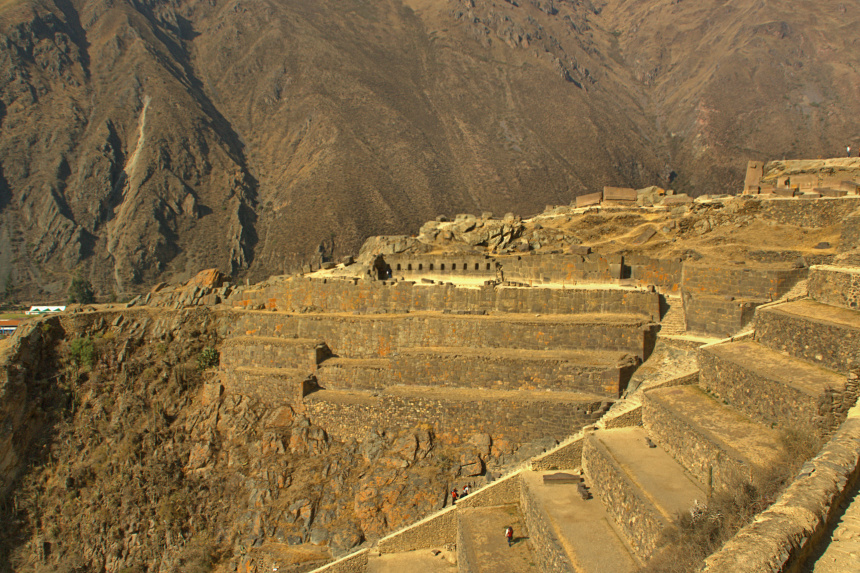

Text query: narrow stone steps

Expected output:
[658,297,686,336]
[643,384,784,492]
[755,299,860,374]
[520,470,639,573]
[699,340,850,434]
[456,504,536,573]
[583,427,706,561]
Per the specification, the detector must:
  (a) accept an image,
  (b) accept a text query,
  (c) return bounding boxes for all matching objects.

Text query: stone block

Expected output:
[662,194,692,205]
[603,187,638,202]
[774,188,796,197]
[576,192,603,208]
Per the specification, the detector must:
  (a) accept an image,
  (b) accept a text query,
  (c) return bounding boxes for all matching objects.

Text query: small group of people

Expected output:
[450,484,473,504]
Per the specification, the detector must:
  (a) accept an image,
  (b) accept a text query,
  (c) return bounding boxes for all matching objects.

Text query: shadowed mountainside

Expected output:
[0,0,858,298]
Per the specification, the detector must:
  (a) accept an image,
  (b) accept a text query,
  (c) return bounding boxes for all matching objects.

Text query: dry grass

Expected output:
[643,426,823,573]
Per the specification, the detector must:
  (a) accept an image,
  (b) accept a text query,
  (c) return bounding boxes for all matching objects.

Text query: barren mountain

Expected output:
[0,0,858,298]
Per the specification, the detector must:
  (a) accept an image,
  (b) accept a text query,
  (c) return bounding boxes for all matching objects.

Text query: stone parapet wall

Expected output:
[808,265,860,310]
[582,434,666,560]
[518,473,576,572]
[225,312,653,359]
[755,306,860,375]
[376,507,458,554]
[702,403,860,573]
[682,264,807,300]
[529,435,584,472]
[231,277,661,320]
[457,471,522,509]
[309,550,368,573]
[304,390,608,446]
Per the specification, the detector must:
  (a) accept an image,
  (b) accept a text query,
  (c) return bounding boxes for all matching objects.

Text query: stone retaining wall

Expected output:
[702,403,860,572]
[755,306,860,375]
[840,212,860,253]
[682,264,807,300]
[377,507,458,554]
[221,368,311,406]
[457,471,522,509]
[643,391,752,493]
[226,312,654,359]
[529,435,584,472]
[388,351,633,396]
[309,550,368,573]
[232,277,661,320]
[304,390,608,446]
[582,434,666,560]
[808,265,860,311]
[698,347,855,437]
[518,472,576,572]
[682,293,762,338]
[755,196,860,228]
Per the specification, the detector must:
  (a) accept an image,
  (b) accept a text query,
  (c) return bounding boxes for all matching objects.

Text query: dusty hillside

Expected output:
[0,0,858,300]
[0,310,494,572]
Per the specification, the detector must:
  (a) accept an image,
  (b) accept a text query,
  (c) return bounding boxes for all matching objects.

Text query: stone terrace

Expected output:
[310,264,860,573]
[216,278,660,448]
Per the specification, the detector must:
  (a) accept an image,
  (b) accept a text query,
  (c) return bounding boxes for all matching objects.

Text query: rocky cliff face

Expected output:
[0,0,858,299]
[0,309,502,572]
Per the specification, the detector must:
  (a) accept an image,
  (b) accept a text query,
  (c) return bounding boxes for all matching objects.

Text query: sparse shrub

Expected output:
[642,426,823,573]
[197,347,219,371]
[69,336,96,370]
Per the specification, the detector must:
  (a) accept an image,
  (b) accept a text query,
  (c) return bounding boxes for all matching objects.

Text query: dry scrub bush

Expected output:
[643,426,822,573]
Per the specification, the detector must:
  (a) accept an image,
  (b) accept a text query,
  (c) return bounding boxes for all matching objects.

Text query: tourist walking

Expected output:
[505,525,514,547]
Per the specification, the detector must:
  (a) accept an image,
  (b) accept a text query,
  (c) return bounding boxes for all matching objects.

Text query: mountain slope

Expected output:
[0,0,858,298]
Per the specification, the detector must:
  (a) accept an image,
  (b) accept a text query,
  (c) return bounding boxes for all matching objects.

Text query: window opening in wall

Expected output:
[452,263,456,271]
[430,264,434,271]
[397,264,402,271]
[475,263,479,271]
[486,263,491,270]
[441,264,446,271]
[419,264,423,271]
[408,264,412,271]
